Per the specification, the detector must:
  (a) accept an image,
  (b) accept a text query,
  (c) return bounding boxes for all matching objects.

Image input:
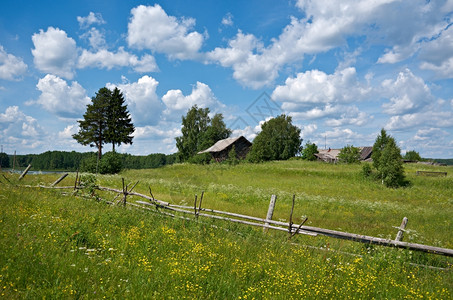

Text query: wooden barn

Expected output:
[315,146,373,163]
[198,136,252,162]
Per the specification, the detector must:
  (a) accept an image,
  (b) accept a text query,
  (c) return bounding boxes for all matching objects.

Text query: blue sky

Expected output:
[1,0,453,158]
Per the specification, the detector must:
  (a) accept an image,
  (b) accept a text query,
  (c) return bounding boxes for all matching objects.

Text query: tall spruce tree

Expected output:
[73,87,134,159]
[371,128,406,187]
[106,87,135,152]
[73,87,110,160]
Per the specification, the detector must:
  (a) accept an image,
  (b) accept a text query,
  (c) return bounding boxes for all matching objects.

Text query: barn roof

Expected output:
[359,146,373,160]
[198,136,251,154]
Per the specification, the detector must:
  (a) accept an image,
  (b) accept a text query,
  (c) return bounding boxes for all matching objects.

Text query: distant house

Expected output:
[315,147,373,163]
[315,148,341,163]
[198,136,252,162]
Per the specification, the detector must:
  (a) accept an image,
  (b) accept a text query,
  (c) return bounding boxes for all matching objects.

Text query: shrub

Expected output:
[338,145,361,164]
[301,142,318,161]
[80,155,98,173]
[99,151,123,174]
[80,152,123,174]
[404,150,422,161]
[247,114,302,162]
[371,129,407,188]
[361,163,372,178]
[226,145,239,165]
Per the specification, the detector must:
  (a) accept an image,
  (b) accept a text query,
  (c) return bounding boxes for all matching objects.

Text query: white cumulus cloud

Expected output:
[107,75,162,126]
[221,13,234,27]
[0,106,45,150]
[78,48,158,72]
[33,74,90,118]
[0,45,27,80]
[381,69,434,115]
[162,81,225,120]
[274,68,368,108]
[32,27,78,79]
[127,4,205,60]
[80,28,107,50]
[77,12,105,29]
[419,25,453,78]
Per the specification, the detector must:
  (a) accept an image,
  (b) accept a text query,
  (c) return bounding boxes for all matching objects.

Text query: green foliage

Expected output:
[380,139,407,188]
[404,150,422,161]
[99,152,123,174]
[11,151,176,171]
[371,129,407,188]
[79,152,123,174]
[79,174,98,196]
[301,142,318,161]
[0,152,10,168]
[175,105,231,162]
[73,87,134,159]
[202,114,231,150]
[73,87,111,159]
[247,114,302,162]
[79,154,98,174]
[372,128,390,172]
[432,158,453,165]
[361,163,372,177]
[338,145,361,164]
[105,87,135,152]
[187,153,212,164]
[226,145,239,165]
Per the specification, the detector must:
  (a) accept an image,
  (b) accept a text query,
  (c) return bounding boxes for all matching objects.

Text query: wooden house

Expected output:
[315,146,373,163]
[198,136,252,162]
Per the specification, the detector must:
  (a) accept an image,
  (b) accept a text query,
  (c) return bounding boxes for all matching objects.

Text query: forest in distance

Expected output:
[0,151,178,171]
[0,150,452,172]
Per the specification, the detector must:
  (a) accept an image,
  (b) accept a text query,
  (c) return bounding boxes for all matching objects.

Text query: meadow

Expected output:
[1,160,452,298]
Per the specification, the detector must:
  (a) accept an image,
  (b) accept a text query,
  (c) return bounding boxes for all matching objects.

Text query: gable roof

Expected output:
[359,146,373,160]
[198,136,251,154]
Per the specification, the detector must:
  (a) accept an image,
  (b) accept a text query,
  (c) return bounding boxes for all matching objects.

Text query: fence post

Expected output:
[18,164,32,181]
[51,173,68,187]
[264,194,277,232]
[395,217,408,241]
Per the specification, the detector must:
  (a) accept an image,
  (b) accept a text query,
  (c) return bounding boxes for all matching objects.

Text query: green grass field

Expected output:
[1,161,452,298]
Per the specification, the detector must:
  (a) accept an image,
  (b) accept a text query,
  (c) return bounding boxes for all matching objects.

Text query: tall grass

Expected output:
[1,184,452,298]
[1,160,452,298]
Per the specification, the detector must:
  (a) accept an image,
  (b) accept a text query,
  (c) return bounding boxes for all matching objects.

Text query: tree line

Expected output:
[1,151,177,171]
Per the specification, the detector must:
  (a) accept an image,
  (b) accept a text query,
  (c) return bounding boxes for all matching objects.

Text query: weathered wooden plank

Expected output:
[18,164,32,180]
[416,171,447,177]
[264,194,277,231]
[298,225,453,257]
[137,200,317,236]
[395,217,408,241]
[51,173,68,187]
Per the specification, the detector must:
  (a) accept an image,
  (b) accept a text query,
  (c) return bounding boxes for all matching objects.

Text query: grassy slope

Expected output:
[1,161,452,298]
[118,161,453,248]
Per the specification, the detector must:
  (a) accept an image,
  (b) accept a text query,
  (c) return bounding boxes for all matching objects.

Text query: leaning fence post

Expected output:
[395,217,408,241]
[264,194,277,232]
[51,173,68,187]
[198,191,204,212]
[18,164,32,181]
[194,194,198,219]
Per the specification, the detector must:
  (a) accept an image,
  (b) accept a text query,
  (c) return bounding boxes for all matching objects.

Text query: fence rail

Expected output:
[416,170,447,177]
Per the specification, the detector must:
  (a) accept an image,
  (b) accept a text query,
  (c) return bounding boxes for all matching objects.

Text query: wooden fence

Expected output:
[416,170,447,177]
[6,171,453,258]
